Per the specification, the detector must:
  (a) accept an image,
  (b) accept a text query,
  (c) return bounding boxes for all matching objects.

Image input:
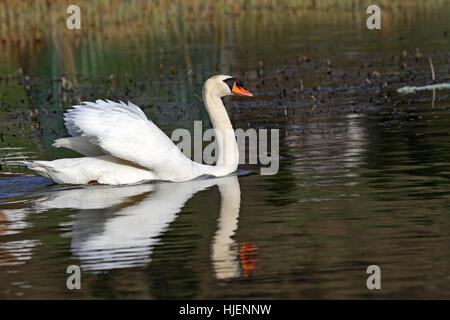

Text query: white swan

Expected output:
[24,75,253,185]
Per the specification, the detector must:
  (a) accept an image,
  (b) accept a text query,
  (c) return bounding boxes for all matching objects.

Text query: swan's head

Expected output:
[205,75,253,98]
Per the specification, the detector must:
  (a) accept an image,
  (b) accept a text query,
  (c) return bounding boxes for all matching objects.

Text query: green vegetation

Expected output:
[0,0,448,45]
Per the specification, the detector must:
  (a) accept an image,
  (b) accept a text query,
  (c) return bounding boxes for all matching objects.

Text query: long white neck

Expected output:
[199,84,239,176]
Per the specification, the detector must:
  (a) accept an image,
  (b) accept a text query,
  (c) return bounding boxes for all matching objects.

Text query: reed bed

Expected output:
[0,0,448,46]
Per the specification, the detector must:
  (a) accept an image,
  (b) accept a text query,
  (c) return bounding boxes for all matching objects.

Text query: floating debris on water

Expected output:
[397,83,450,94]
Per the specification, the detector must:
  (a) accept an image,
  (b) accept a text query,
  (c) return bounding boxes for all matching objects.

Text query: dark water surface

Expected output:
[0,10,450,299]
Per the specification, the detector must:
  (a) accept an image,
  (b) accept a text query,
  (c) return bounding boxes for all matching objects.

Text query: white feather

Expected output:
[24,156,157,185]
[63,100,204,181]
[53,136,104,157]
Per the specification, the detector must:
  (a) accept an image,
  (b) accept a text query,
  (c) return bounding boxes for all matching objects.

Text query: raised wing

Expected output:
[63,100,199,180]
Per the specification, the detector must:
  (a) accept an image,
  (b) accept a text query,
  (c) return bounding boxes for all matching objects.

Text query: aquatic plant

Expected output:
[0,0,448,46]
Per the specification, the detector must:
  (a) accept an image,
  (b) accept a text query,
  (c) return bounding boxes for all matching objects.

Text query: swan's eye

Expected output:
[235,79,244,88]
[223,77,238,90]
[223,77,253,97]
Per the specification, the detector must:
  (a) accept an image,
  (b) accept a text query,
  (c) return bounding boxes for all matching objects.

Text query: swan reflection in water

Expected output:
[33,175,245,279]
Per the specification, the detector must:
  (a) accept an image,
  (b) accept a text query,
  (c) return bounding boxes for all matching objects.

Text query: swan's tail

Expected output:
[52,137,104,157]
[22,160,53,179]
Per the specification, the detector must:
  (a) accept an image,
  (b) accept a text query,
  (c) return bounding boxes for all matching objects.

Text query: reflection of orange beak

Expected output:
[232,82,253,97]
[239,242,257,278]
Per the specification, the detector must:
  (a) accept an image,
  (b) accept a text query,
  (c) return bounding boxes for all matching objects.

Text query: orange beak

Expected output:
[232,82,253,97]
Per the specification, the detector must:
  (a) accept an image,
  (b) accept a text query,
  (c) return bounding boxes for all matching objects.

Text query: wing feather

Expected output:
[63,100,199,180]
[53,136,104,157]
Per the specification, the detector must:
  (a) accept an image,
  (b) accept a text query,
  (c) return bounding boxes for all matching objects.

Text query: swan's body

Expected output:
[24,75,252,185]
